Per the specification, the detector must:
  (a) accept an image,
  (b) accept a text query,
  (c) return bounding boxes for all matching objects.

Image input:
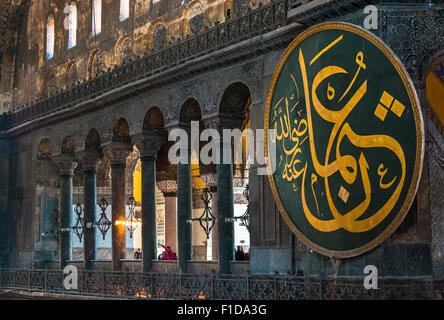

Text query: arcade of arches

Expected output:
[29,83,253,274]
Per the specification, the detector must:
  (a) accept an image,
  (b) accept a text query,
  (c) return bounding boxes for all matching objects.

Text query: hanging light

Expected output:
[96,197,112,240]
[72,203,84,242]
[115,196,141,239]
[187,188,216,239]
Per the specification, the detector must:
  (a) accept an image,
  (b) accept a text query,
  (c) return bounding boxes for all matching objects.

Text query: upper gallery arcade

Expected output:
[0,0,443,280]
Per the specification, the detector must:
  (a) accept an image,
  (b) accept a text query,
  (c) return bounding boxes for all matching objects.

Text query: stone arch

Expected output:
[85,128,102,150]
[218,81,252,178]
[42,71,56,97]
[61,136,75,155]
[218,81,252,118]
[66,60,78,88]
[37,138,52,160]
[115,34,133,64]
[35,138,58,187]
[84,128,109,187]
[179,97,202,123]
[87,49,109,78]
[113,117,131,143]
[34,137,59,250]
[182,0,206,37]
[147,19,168,51]
[33,134,52,161]
[142,106,165,130]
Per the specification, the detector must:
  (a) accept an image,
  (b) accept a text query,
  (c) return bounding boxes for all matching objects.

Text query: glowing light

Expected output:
[68,3,77,48]
[92,0,102,36]
[115,219,141,227]
[119,0,129,21]
[46,15,54,59]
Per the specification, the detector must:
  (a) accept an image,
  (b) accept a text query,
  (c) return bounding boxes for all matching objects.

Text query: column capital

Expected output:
[132,128,166,158]
[53,153,77,176]
[76,149,103,172]
[203,115,244,132]
[103,141,132,165]
[156,180,178,195]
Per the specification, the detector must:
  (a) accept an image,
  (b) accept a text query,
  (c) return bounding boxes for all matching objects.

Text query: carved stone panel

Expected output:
[380,8,444,81]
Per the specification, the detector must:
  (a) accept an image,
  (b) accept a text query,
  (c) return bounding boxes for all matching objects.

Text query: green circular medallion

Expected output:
[264,22,424,257]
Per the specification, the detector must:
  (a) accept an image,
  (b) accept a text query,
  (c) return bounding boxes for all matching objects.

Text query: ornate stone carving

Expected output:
[204,115,244,133]
[53,153,78,176]
[121,39,135,64]
[132,128,166,158]
[103,142,132,165]
[156,180,178,195]
[153,24,166,50]
[76,149,103,172]
[190,14,204,35]
[380,7,444,81]
[427,133,444,169]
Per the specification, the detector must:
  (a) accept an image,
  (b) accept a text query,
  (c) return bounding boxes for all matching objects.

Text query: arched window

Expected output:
[68,2,77,48]
[92,0,102,36]
[46,15,55,60]
[120,0,129,21]
[121,39,133,62]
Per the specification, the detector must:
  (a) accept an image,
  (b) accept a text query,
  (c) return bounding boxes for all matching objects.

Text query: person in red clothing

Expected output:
[160,244,176,260]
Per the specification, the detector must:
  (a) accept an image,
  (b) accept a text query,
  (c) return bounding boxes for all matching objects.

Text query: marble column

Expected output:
[54,154,77,269]
[176,129,192,273]
[157,180,178,254]
[134,130,165,272]
[205,116,243,274]
[217,142,235,273]
[211,189,218,261]
[78,150,102,270]
[104,143,132,271]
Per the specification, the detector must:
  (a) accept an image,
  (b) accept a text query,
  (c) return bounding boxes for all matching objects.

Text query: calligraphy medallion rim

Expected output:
[264,22,424,258]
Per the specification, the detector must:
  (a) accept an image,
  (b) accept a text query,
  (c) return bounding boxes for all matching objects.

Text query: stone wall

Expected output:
[428,120,444,276]
[0,0,271,109]
[0,136,9,267]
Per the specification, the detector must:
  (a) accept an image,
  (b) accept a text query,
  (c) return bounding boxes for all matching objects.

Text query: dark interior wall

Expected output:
[7,136,35,268]
[0,137,9,267]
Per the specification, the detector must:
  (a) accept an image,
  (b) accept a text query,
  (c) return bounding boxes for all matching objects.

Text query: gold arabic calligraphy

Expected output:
[272,35,406,233]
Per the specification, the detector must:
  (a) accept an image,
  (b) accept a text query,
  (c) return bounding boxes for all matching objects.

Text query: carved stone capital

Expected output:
[203,115,244,133]
[76,149,103,172]
[156,180,178,195]
[53,154,78,176]
[132,128,166,158]
[103,141,132,165]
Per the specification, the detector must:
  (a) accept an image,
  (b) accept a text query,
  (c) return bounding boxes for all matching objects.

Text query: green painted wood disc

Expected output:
[264,22,424,258]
